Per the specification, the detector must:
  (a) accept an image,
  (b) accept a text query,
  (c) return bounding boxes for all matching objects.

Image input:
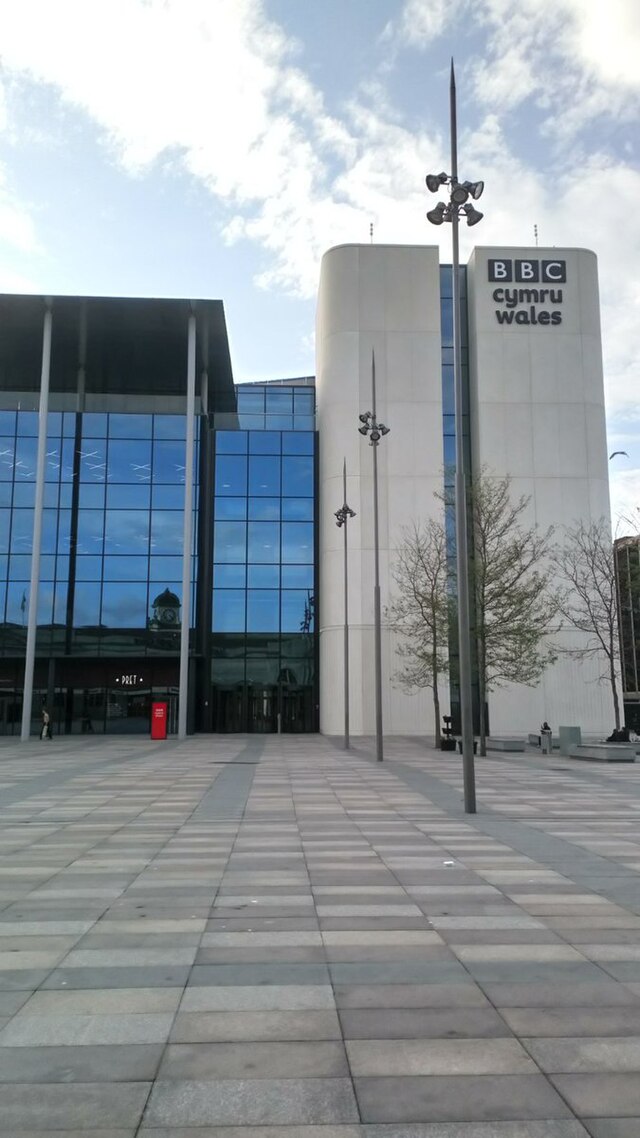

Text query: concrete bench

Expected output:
[568,744,636,763]
[487,738,525,752]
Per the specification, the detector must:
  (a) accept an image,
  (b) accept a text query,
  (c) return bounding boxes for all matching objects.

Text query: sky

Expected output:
[0,0,638,530]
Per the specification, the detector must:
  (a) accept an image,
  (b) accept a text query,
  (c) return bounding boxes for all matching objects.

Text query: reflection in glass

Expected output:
[106,483,151,509]
[214,521,246,563]
[101,581,147,627]
[249,455,280,496]
[214,564,246,588]
[151,484,184,509]
[249,432,280,454]
[108,439,152,483]
[248,498,279,520]
[106,510,150,552]
[282,522,313,563]
[216,455,247,496]
[12,484,35,507]
[14,436,37,479]
[216,431,247,454]
[150,511,182,554]
[236,389,265,413]
[6,582,28,625]
[79,484,105,508]
[281,498,313,521]
[74,581,101,626]
[154,415,186,440]
[247,590,279,632]
[75,556,103,581]
[109,414,152,439]
[82,413,107,437]
[153,440,186,483]
[265,391,292,412]
[9,555,32,579]
[248,522,279,564]
[282,456,313,496]
[149,556,183,582]
[212,590,245,632]
[16,412,38,436]
[215,497,246,520]
[282,432,313,454]
[103,556,149,581]
[9,509,33,553]
[248,565,279,588]
[281,591,314,632]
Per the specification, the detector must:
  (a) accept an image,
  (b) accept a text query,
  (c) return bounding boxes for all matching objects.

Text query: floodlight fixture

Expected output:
[426,203,447,226]
[425,171,448,192]
[451,184,469,206]
[463,204,483,226]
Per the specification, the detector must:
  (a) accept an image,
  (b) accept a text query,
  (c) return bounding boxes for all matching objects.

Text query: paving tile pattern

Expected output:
[0,734,638,1134]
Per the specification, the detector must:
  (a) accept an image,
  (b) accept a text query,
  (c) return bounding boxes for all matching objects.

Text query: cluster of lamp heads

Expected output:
[425,172,484,227]
[335,503,356,528]
[358,411,390,446]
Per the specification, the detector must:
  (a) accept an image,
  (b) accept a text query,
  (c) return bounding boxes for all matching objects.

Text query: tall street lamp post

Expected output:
[358,351,390,762]
[425,60,483,814]
[335,458,356,750]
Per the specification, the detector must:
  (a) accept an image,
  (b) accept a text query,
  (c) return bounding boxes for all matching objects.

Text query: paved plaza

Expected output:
[0,735,637,1135]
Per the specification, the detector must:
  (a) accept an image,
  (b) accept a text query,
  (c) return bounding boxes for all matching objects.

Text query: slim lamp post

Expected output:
[425,60,484,813]
[178,308,196,740]
[358,351,389,762]
[335,458,356,750]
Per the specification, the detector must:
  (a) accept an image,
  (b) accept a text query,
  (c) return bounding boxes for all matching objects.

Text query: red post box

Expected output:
[151,701,168,740]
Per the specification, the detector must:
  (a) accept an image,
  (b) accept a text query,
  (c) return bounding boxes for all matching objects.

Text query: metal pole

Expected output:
[371,353,384,762]
[343,459,350,750]
[178,309,196,740]
[450,61,476,812]
[21,300,53,741]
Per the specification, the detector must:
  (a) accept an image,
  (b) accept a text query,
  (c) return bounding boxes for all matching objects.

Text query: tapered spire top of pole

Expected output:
[449,57,458,179]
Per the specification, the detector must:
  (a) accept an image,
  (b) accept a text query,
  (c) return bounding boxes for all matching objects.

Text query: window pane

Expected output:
[149,556,183,581]
[79,441,107,482]
[10,509,33,553]
[74,581,101,626]
[17,412,38,436]
[13,484,35,507]
[154,440,186,483]
[281,565,314,589]
[103,556,149,581]
[247,590,279,632]
[109,414,152,439]
[282,456,313,496]
[150,510,182,554]
[282,432,313,455]
[265,415,292,431]
[249,431,280,454]
[282,522,313,563]
[248,565,279,588]
[216,431,247,454]
[0,440,14,480]
[108,439,152,483]
[249,455,280,496]
[77,510,105,554]
[265,391,292,412]
[214,521,246,563]
[79,483,105,508]
[106,510,150,553]
[82,413,107,437]
[213,590,245,632]
[281,498,313,521]
[216,454,247,496]
[0,412,16,435]
[154,415,186,440]
[0,484,10,506]
[75,556,103,581]
[15,436,37,479]
[106,483,151,509]
[9,554,31,579]
[281,590,315,632]
[214,564,246,588]
[236,389,264,413]
[152,484,184,509]
[248,498,280,521]
[247,522,279,564]
[294,390,314,413]
[215,497,246,520]
[101,581,147,627]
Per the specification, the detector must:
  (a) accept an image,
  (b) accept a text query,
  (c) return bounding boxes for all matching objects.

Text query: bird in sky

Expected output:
[609,451,629,459]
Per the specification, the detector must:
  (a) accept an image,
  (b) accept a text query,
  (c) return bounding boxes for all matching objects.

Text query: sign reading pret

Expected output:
[488,259,566,326]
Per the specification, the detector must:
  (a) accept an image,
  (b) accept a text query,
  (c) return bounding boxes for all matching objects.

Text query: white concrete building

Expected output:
[316,243,613,739]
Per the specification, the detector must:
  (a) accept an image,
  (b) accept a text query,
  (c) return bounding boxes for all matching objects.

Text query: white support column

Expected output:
[21,300,53,741]
[178,308,197,739]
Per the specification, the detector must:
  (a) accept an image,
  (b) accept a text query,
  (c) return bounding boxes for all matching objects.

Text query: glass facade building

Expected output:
[0,295,317,736]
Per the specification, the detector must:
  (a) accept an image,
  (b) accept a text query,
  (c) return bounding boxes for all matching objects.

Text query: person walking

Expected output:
[40,708,51,740]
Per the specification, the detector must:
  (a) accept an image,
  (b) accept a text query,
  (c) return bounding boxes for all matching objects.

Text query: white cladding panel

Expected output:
[467,246,612,735]
[316,244,444,737]
[316,243,613,740]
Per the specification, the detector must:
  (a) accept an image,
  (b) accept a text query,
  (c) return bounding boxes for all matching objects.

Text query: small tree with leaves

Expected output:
[442,471,560,755]
[386,519,450,746]
[555,518,626,729]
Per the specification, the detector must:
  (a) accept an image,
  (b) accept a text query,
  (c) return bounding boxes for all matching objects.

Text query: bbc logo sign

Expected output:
[488,259,566,283]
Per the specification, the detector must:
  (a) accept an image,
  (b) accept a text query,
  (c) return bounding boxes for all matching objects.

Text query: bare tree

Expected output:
[441,471,560,755]
[386,519,450,746]
[555,518,625,729]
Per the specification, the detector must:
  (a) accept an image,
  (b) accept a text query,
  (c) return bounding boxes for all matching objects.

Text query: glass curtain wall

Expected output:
[211,384,317,732]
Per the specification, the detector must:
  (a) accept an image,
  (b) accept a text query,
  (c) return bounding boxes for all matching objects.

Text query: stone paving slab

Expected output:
[0,733,639,1131]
